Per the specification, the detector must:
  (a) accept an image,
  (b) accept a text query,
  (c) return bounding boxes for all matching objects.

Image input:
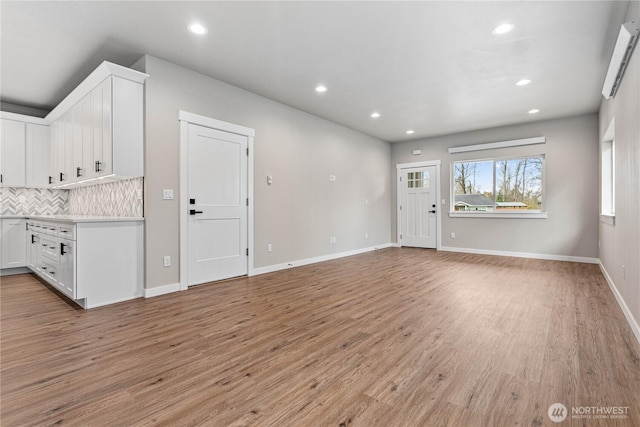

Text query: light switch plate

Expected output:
[163,189,174,200]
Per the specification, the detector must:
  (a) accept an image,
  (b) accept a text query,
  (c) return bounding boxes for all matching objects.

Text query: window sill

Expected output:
[600,214,615,226]
[449,212,548,219]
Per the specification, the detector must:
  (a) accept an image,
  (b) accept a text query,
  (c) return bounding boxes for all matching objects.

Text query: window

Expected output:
[407,171,429,188]
[601,119,615,223]
[452,155,544,214]
[601,140,615,216]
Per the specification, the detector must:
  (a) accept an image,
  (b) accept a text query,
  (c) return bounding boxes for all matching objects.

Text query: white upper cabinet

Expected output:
[49,121,61,186]
[1,62,146,189]
[1,116,49,188]
[46,62,147,188]
[92,77,112,178]
[0,118,26,187]
[25,123,50,187]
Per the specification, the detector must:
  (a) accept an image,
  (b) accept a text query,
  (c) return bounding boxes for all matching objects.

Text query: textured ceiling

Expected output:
[0,1,631,142]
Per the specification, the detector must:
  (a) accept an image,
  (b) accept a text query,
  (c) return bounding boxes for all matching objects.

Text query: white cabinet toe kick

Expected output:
[25,219,143,308]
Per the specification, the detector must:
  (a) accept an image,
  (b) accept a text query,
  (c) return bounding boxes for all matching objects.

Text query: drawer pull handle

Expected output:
[61,243,67,256]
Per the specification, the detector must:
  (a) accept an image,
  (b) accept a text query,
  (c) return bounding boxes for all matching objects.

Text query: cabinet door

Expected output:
[1,219,27,269]
[49,122,59,186]
[0,119,26,187]
[58,239,75,298]
[62,112,74,184]
[81,95,94,179]
[26,124,50,187]
[27,232,37,270]
[92,77,112,177]
[72,102,83,180]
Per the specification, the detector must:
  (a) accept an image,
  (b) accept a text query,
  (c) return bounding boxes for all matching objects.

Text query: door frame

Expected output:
[179,111,255,291]
[396,160,442,250]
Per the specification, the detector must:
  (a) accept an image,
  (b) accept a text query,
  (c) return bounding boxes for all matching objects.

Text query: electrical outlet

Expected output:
[365,232,368,239]
[450,232,456,239]
[267,243,272,252]
[622,265,626,279]
[163,256,171,267]
[162,189,174,200]
[329,236,337,244]
[365,199,368,205]
[329,174,337,182]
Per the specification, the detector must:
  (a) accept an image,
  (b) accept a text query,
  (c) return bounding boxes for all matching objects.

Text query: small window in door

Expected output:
[408,172,427,188]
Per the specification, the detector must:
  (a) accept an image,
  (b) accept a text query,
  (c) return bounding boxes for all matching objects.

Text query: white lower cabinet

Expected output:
[25,219,143,308]
[58,237,75,297]
[1,218,27,269]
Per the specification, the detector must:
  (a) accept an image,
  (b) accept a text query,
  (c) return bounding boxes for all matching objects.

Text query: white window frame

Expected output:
[600,118,615,226]
[449,154,548,219]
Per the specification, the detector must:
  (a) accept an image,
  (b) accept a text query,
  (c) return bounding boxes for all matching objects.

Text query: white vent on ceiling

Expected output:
[602,21,640,100]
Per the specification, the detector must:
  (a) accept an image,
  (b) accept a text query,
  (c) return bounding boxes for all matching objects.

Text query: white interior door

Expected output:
[187,124,248,286]
[401,166,437,248]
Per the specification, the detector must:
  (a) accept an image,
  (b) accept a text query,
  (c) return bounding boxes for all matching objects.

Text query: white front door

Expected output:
[187,123,248,286]
[401,166,437,248]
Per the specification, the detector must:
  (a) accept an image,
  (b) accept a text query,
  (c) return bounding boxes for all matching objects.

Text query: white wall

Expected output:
[391,114,600,260]
[135,55,391,289]
[598,3,640,340]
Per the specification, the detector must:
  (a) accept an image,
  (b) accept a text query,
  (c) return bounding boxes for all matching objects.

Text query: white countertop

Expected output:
[1,215,144,223]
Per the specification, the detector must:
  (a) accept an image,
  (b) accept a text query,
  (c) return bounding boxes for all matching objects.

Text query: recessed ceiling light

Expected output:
[188,23,208,35]
[370,112,381,118]
[492,23,515,35]
[406,130,415,135]
[516,79,531,86]
[315,85,327,93]
[528,109,540,114]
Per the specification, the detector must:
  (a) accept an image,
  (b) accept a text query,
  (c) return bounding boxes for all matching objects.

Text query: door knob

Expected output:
[189,209,203,215]
[429,210,436,213]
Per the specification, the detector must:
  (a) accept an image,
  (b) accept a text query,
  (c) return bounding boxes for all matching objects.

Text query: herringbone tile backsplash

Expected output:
[0,187,68,215]
[68,178,143,217]
[1,177,143,217]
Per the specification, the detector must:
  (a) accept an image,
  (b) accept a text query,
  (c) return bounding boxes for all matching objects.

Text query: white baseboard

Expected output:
[85,294,143,309]
[439,246,599,264]
[599,262,640,345]
[143,282,182,298]
[251,243,395,276]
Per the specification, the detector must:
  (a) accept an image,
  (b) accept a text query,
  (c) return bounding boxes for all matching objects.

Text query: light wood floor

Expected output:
[2,248,639,426]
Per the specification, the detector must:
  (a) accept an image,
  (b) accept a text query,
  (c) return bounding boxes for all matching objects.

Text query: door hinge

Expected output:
[400,234,403,239]
[246,147,249,156]
[400,176,402,181]
[400,205,402,211]
[246,248,249,256]
[246,198,249,206]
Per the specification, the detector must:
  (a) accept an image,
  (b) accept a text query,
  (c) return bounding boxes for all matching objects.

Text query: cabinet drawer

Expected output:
[41,258,59,285]
[40,223,58,236]
[41,237,58,262]
[58,225,75,240]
